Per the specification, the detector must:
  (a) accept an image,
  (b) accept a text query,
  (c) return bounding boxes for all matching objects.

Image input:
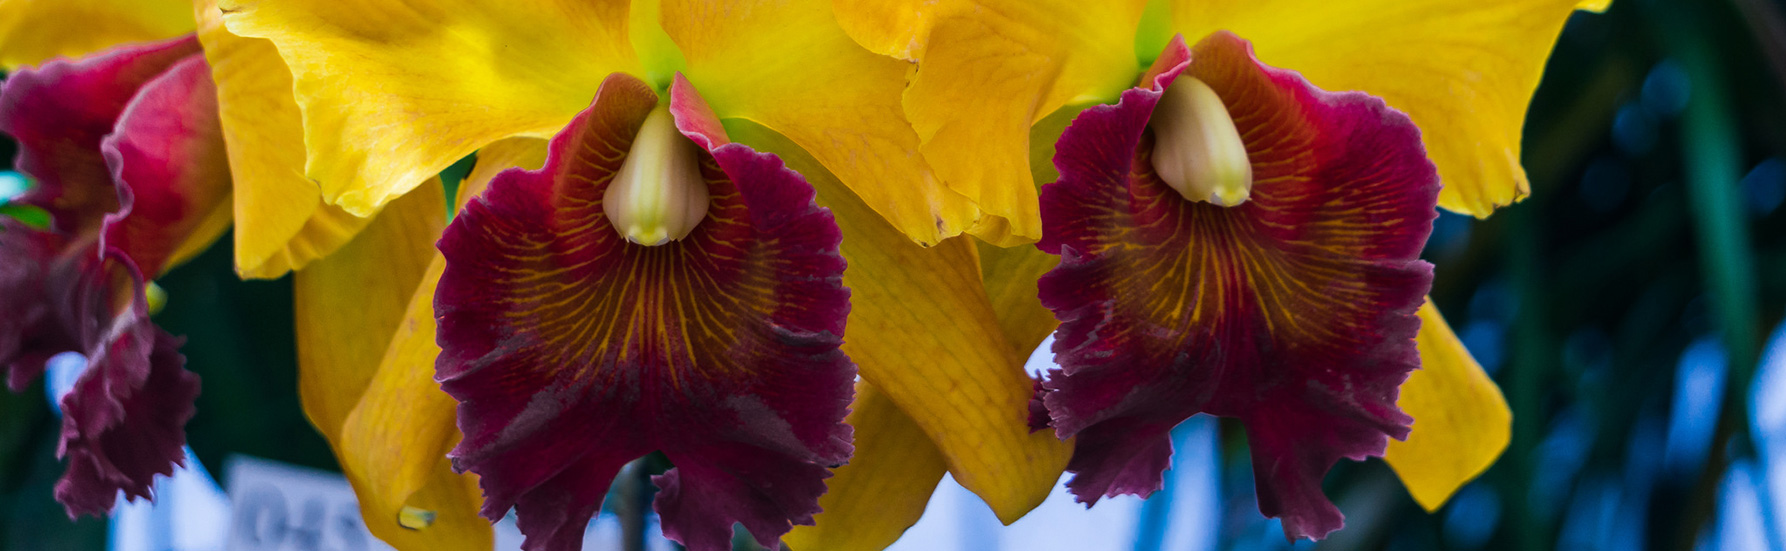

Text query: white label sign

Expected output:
[223,456,397,551]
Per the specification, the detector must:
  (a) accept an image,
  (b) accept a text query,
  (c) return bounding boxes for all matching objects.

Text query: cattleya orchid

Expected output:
[0,0,1614,549]
[1038,33,1438,539]
[2,3,503,549]
[215,0,1072,549]
[434,72,857,551]
[1,0,376,280]
[0,34,223,517]
[0,0,423,528]
[799,0,1607,545]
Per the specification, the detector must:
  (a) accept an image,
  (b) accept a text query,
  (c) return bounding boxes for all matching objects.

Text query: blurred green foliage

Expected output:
[151,237,340,481]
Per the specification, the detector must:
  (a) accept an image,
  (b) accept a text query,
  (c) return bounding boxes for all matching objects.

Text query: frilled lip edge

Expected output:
[52,250,199,517]
[0,34,222,518]
[434,72,854,551]
[1032,32,1440,541]
[0,222,200,517]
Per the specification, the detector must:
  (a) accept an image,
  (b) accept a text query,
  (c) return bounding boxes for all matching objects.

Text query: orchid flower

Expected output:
[214,0,1077,549]
[1037,33,1438,540]
[794,0,1608,545]
[0,33,223,519]
[1,0,383,279]
[0,0,458,535]
[429,69,859,551]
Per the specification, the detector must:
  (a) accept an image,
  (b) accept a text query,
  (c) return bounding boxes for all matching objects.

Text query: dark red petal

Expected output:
[1058,416,1177,502]
[1037,32,1438,541]
[510,454,631,551]
[1137,35,1193,93]
[99,56,230,277]
[0,220,66,390]
[1,211,199,519]
[50,250,197,517]
[0,36,201,235]
[55,323,196,517]
[436,72,853,551]
[668,74,729,150]
[653,440,833,550]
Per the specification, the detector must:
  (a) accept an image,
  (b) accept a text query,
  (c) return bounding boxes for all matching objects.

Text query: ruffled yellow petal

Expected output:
[731,120,1070,522]
[661,0,976,246]
[329,144,542,550]
[879,0,1147,245]
[217,0,637,217]
[0,0,192,69]
[292,181,445,443]
[1577,0,1613,12]
[1169,0,1592,217]
[976,240,1059,355]
[783,382,948,551]
[970,103,1089,351]
[194,0,368,278]
[1385,300,1511,511]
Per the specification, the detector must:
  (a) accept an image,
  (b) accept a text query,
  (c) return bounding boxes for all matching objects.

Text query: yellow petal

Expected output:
[194,0,369,278]
[729,120,1071,523]
[1169,0,1594,217]
[329,146,543,550]
[838,232,1066,524]
[969,103,1090,351]
[827,0,943,61]
[292,181,445,442]
[783,382,948,551]
[1577,0,1612,12]
[292,182,460,549]
[381,456,488,549]
[0,0,192,69]
[976,240,1059,356]
[338,256,492,550]
[661,0,977,246]
[892,0,1148,245]
[217,0,637,217]
[1384,300,1511,511]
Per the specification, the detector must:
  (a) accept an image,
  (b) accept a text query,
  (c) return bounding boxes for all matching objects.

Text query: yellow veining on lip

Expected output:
[475,136,783,394]
[1088,69,1413,366]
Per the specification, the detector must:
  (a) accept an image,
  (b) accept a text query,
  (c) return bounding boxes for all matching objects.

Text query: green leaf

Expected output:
[0,204,50,230]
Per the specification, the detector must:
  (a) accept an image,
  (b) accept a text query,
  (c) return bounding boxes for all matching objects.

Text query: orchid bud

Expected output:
[604,104,710,246]
[1150,77,1252,206]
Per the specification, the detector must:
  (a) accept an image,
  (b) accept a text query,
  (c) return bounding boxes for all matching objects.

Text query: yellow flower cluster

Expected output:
[0,0,1608,549]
